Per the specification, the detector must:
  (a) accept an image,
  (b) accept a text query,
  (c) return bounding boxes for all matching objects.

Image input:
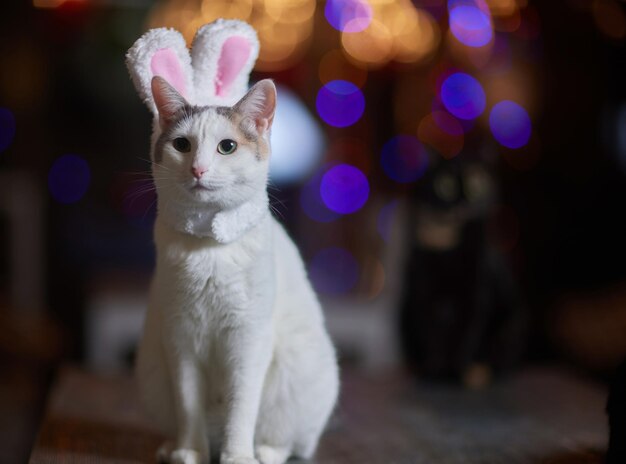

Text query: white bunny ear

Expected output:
[190,19,260,106]
[126,28,194,115]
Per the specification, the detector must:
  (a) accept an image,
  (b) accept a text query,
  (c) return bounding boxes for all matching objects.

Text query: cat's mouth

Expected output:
[189,181,222,193]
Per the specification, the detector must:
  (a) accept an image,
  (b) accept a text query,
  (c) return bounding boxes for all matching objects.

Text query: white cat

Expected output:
[134,72,339,464]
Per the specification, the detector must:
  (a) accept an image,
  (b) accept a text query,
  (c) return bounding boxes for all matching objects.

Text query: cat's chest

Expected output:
[166,241,254,303]
[156,224,270,309]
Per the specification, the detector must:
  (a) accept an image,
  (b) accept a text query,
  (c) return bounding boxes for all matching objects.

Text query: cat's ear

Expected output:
[234,80,277,136]
[190,20,260,105]
[126,28,194,115]
[151,76,188,129]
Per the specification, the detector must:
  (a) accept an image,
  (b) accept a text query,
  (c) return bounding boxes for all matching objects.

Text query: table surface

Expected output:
[30,366,607,464]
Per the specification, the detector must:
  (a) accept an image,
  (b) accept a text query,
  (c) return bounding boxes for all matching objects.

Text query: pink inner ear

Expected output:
[151,48,187,97]
[215,36,251,97]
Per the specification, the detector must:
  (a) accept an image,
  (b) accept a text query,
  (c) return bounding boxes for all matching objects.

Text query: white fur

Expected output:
[191,20,260,106]
[129,35,339,463]
[126,27,195,114]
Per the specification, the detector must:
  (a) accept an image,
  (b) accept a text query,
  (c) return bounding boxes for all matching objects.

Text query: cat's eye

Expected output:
[434,174,458,202]
[217,139,238,155]
[173,137,191,153]
[463,166,491,201]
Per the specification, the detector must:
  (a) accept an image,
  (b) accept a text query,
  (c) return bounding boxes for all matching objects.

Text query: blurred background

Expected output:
[1,0,626,462]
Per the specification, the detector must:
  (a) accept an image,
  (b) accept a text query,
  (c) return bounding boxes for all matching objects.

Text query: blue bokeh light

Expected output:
[325,0,372,33]
[48,154,91,204]
[316,80,365,128]
[0,107,16,153]
[440,72,486,120]
[448,0,493,47]
[489,100,532,149]
[308,247,359,295]
[320,163,369,214]
[300,166,341,223]
[381,135,429,183]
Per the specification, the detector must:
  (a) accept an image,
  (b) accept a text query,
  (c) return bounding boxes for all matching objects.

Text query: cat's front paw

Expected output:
[169,448,207,464]
[220,452,259,464]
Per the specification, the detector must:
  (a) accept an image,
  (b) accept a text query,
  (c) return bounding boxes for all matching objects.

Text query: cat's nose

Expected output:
[191,166,208,179]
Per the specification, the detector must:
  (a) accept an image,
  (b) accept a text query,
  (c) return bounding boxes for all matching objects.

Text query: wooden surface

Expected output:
[30,366,608,464]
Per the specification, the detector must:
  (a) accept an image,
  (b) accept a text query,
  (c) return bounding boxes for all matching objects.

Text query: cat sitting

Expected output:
[126,21,339,464]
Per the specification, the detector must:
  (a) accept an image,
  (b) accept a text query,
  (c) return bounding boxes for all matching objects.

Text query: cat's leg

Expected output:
[254,445,290,464]
[221,324,273,464]
[253,358,294,464]
[165,351,211,464]
[255,328,339,463]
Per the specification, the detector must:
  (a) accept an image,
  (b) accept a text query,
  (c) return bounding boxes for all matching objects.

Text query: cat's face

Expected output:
[150,77,276,210]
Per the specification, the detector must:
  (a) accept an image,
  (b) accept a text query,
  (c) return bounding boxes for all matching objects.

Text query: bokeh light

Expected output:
[341,18,394,67]
[486,0,518,17]
[0,107,16,153]
[48,154,91,204]
[484,34,513,74]
[300,166,341,223]
[489,100,532,149]
[514,5,541,40]
[318,49,368,88]
[270,85,324,185]
[592,0,626,40]
[418,112,464,159]
[365,259,386,300]
[316,80,365,128]
[325,0,372,33]
[148,0,316,72]
[339,0,441,67]
[308,247,359,295]
[432,109,465,136]
[381,135,429,183]
[386,4,440,64]
[448,0,493,47]
[264,0,315,24]
[320,164,369,214]
[440,72,486,120]
[377,200,398,242]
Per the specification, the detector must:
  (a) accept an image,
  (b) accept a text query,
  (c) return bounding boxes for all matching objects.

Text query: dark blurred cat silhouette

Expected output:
[398,154,527,387]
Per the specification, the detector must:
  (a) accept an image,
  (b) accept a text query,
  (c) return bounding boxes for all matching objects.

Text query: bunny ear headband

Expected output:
[126,19,260,113]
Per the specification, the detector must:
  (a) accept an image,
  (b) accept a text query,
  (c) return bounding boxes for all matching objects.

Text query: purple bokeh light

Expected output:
[300,166,342,223]
[48,154,91,204]
[448,0,493,47]
[320,164,369,214]
[381,135,429,183]
[325,0,372,33]
[489,100,532,149]
[0,107,16,153]
[308,247,359,295]
[440,72,486,120]
[316,80,365,128]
